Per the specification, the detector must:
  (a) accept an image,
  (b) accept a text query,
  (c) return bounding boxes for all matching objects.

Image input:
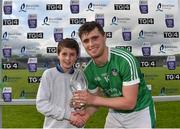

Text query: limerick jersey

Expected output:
[84,48,155,121]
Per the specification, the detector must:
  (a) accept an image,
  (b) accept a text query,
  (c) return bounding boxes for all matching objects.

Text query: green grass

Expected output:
[3,102,180,128]
[155,101,180,128]
[141,67,180,96]
[3,106,44,128]
[1,67,180,127]
[2,67,180,99]
[2,69,43,99]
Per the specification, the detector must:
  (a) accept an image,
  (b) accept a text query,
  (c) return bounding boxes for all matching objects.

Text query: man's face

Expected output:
[58,47,77,72]
[81,28,106,59]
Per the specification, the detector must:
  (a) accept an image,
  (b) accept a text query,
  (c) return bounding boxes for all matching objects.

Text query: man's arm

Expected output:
[74,84,138,110]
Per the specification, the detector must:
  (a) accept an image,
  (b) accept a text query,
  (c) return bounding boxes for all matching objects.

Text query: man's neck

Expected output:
[94,47,109,67]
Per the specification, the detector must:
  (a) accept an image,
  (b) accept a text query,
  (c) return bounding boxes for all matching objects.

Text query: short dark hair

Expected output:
[78,21,105,39]
[57,38,80,56]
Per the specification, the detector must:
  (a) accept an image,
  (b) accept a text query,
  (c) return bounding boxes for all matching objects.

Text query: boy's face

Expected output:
[58,47,77,72]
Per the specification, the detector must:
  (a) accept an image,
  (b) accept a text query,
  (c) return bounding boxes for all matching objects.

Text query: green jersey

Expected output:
[84,47,154,112]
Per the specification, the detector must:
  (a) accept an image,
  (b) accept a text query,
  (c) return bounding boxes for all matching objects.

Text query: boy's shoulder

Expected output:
[43,67,57,75]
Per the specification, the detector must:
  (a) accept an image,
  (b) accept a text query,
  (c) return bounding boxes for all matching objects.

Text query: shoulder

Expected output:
[42,67,57,77]
[110,47,136,62]
[110,47,132,56]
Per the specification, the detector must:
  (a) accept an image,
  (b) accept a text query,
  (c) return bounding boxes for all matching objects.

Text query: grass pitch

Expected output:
[1,67,180,128]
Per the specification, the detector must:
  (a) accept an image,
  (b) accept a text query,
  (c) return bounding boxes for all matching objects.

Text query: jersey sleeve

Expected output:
[120,53,140,86]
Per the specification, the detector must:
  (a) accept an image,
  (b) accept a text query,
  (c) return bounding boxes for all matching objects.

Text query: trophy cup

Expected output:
[70,69,87,111]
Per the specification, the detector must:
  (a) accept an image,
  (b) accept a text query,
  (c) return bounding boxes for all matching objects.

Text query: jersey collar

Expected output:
[56,64,74,74]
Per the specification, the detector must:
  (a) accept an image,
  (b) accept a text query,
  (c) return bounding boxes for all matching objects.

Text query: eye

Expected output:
[92,36,98,41]
[83,39,89,44]
[70,53,76,57]
[61,52,67,56]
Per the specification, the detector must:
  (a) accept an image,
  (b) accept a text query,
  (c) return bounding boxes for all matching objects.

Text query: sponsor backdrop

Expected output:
[1,0,180,99]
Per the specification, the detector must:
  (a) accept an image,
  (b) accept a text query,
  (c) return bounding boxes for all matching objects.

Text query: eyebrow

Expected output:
[82,35,99,42]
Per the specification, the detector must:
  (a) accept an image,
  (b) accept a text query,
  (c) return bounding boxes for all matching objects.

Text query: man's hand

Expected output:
[70,111,90,128]
[72,90,95,106]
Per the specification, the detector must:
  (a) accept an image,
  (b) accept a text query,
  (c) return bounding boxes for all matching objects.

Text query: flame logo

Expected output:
[111,16,118,25]
[19,3,26,12]
[87,3,93,11]
[43,17,50,25]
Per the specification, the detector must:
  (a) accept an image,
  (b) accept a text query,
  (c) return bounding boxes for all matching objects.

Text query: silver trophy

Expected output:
[70,69,87,110]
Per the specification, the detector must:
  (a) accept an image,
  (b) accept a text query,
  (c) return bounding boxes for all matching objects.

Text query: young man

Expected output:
[36,38,85,128]
[73,21,156,128]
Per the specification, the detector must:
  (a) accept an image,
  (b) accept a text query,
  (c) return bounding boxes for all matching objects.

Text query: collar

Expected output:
[56,64,74,74]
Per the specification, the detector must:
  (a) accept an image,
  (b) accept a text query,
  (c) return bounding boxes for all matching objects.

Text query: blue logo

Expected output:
[156,3,163,12]
[28,64,37,72]
[2,32,8,40]
[139,0,148,14]
[3,1,12,15]
[122,28,131,41]
[165,14,174,28]
[70,0,79,14]
[87,3,94,11]
[95,14,104,27]
[42,16,50,25]
[122,32,131,41]
[3,47,12,58]
[54,28,63,42]
[142,42,151,56]
[28,14,37,28]
[166,56,176,70]
[19,3,26,12]
[71,30,76,39]
[21,46,26,54]
[110,16,118,25]
[142,47,151,56]
[167,61,176,70]
[159,44,166,53]
[28,58,38,72]
[96,18,104,27]
[138,30,144,39]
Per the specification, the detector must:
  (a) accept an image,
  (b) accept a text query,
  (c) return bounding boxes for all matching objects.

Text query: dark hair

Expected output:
[57,38,80,56]
[78,21,105,39]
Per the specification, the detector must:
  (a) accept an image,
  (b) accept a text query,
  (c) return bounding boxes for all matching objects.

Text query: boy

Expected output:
[36,38,85,128]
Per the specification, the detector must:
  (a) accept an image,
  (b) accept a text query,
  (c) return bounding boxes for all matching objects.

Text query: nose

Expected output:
[65,54,70,60]
[88,39,94,47]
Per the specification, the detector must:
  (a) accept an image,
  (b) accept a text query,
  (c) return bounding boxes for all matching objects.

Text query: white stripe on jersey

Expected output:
[111,49,139,81]
[115,49,139,79]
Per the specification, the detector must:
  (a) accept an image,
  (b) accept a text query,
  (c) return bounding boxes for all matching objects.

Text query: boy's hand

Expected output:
[70,112,86,128]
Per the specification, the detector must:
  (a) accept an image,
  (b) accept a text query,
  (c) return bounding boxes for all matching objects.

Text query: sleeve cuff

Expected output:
[123,79,140,86]
[63,109,71,120]
[88,87,99,94]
